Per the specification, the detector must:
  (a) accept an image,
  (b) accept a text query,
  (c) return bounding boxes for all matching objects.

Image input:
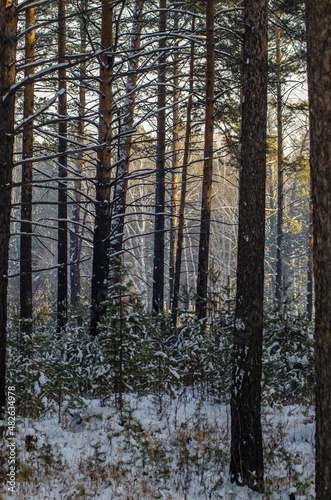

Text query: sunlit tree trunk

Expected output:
[196,0,215,319]
[172,17,195,325]
[0,0,18,415]
[57,0,68,333]
[20,1,35,335]
[152,0,167,314]
[230,0,268,492]
[305,1,331,497]
[90,0,113,335]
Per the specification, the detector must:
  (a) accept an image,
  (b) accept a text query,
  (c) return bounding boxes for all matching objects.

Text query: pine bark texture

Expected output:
[305,1,331,498]
[57,0,68,333]
[152,0,167,314]
[109,0,144,280]
[306,196,313,321]
[20,2,35,335]
[0,0,17,414]
[196,0,215,319]
[230,0,268,492]
[90,0,113,335]
[172,19,195,325]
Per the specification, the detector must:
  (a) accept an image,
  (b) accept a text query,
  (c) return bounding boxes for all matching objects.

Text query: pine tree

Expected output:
[0,0,18,415]
[152,0,167,314]
[20,1,35,336]
[90,0,114,335]
[305,1,331,497]
[57,0,68,333]
[230,0,268,491]
[196,0,215,320]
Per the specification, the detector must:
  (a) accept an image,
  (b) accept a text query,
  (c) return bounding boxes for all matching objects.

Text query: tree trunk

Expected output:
[305,2,331,498]
[57,0,68,333]
[196,0,215,320]
[90,0,113,335]
[70,0,87,307]
[152,0,167,314]
[172,16,195,325]
[169,15,179,307]
[108,0,144,280]
[20,1,35,335]
[230,0,268,492]
[275,22,283,301]
[0,0,17,415]
[306,194,313,321]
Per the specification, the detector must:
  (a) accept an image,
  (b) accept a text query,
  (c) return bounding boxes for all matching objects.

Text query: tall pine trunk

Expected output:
[20,1,35,335]
[196,0,215,319]
[305,2,331,498]
[172,17,195,325]
[306,194,313,321]
[152,0,167,314]
[230,0,268,491]
[70,0,87,307]
[0,0,17,415]
[90,0,113,335]
[275,22,283,301]
[57,0,68,333]
[109,0,144,280]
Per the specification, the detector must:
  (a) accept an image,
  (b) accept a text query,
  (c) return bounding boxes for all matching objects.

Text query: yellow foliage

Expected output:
[285,216,302,234]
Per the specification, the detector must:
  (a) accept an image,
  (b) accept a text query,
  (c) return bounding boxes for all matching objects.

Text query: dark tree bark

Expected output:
[109,0,144,280]
[0,0,18,415]
[169,14,179,307]
[90,0,113,335]
[230,0,268,492]
[306,195,313,321]
[172,17,195,325]
[275,23,283,301]
[152,0,167,314]
[195,0,215,320]
[57,0,68,333]
[305,2,331,498]
[20,1,35,335]
[70,0,87,307]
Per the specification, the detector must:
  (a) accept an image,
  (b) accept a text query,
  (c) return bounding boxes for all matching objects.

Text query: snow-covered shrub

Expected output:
[263,295,314,403]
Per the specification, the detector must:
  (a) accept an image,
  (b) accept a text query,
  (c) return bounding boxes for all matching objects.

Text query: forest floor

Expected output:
[0,392,315,499]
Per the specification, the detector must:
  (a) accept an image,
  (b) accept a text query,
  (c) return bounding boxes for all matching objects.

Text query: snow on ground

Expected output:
[0,393,315,499]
